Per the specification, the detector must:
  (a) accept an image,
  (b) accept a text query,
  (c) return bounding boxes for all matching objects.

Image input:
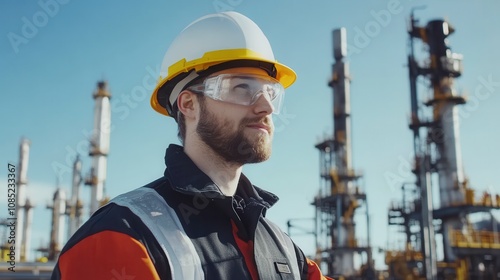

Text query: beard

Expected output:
[196,100,273,165]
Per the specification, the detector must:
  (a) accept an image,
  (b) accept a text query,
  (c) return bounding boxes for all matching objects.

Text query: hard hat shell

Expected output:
[151,11,297,117]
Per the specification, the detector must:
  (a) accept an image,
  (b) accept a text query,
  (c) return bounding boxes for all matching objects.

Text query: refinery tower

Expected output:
[385,14,500,280]
[84,81,111,214]
[311,28,374,279]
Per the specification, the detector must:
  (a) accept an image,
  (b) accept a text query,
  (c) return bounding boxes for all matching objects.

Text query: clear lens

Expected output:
[189,73,285,114]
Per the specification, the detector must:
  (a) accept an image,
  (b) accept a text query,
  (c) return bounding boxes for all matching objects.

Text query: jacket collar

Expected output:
[163,144,279,207]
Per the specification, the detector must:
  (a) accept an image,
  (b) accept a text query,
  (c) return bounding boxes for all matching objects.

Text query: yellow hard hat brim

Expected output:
[151,49,297,117]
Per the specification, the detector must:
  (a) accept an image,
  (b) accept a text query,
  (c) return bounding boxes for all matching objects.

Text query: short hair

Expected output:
[177,110,186,144]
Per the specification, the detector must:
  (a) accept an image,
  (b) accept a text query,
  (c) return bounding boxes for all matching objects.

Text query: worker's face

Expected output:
[195,67,275,164]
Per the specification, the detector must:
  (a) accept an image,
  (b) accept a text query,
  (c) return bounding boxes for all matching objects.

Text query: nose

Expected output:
[252,93,274,115]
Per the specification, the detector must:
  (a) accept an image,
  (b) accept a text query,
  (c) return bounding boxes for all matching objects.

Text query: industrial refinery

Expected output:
[384,14,500,279]
[1,9,499,280]
[0,81,111,277]
[287,14,500,280]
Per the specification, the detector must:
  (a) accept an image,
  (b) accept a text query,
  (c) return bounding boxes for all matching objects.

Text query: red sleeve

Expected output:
[58,230,160,280]
[306,258,334,280]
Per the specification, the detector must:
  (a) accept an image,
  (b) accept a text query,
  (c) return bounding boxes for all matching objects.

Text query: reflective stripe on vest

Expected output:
[109,187,204,280]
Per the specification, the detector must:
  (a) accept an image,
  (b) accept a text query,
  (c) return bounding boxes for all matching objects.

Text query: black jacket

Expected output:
[52,144,315,279]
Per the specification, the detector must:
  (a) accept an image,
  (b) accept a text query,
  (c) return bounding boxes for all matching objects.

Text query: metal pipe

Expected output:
[22,199,34,262]
[48,188,66,261]
[69,156,82,237]
[420,155,437,279]
[15,138,30,262]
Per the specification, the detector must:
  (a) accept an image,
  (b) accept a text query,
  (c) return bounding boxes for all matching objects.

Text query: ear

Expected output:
[177,90,198,120]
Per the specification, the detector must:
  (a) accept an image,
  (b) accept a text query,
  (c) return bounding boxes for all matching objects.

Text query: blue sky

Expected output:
[1,0,499,269]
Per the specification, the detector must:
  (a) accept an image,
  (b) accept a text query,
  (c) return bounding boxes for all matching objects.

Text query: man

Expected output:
[52,11,332,280]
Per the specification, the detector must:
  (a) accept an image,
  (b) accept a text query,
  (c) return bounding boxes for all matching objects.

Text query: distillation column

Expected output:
[15,138,30,262]
[86,81,111,214]
[408,17,465,276]
[331,27,355,276]
[312,27,371,278]
[426,20,466,262]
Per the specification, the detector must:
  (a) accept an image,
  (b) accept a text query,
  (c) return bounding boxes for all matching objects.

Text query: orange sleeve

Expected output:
[306,258,334,280]
[58,230,161,280]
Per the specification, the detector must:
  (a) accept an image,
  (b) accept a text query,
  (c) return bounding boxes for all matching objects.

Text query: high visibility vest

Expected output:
[109,187,302,280]
[111,187,204,279]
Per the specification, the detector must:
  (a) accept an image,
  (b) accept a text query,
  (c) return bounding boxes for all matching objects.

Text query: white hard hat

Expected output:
[151,11,297,117]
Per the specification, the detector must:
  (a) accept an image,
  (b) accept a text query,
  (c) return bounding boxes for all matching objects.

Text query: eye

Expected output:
[232,84,252,96]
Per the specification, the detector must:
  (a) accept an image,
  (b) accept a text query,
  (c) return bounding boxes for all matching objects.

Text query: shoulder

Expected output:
[62,202,144,251]
[63,176,169,252]
[52,178,172,280]
[53,203,163,279]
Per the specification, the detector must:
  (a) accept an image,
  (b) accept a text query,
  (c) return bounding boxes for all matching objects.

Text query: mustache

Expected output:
[240,116,272,127]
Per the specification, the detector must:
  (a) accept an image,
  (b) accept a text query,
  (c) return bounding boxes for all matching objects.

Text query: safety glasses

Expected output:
[187,73,285,114]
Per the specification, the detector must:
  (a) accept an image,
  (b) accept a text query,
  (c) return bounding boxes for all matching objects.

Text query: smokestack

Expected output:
[85,81,111,214]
